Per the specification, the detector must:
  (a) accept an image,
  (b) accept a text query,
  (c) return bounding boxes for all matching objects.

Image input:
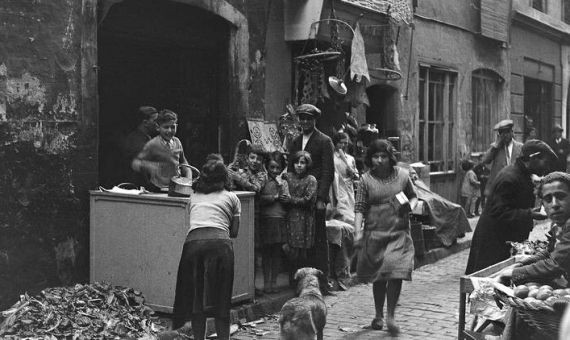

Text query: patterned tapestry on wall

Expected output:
[247,119,284,152]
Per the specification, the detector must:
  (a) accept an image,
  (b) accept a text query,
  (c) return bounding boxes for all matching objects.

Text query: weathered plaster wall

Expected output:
[0,0,266,309]
[401,4,510,201]
[414,20,510,156]
[415,0,479,33]
[264,0,292,122]
[0,0,97,309]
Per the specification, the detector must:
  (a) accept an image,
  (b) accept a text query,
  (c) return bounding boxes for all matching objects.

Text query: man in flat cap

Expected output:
[547,123,570,172]
[288,104,335,283]
[481,119,523,197]
[466,139,557,274]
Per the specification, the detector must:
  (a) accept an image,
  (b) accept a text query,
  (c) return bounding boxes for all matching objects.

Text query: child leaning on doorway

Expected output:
[461,160,480,218]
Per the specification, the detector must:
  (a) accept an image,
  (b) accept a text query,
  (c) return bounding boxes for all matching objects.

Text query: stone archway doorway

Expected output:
[96,0,248,187]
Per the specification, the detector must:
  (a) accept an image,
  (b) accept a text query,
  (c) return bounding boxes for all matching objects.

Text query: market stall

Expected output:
[459,255,570,339]
[89,191,255,313]
[459,257,515,340]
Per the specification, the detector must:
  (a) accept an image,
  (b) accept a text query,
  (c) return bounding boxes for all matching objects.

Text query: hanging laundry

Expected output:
[350,23,369,83]
[345,79,370,108]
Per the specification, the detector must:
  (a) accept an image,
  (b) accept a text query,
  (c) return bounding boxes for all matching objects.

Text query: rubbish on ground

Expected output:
[241,318,265,327]
[0,282,163,339]
[339,326,359,332]
[206,324,238,338]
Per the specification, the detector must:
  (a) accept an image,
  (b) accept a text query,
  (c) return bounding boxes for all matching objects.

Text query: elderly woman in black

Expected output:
[171,155,241,340]
[353,139,418,335]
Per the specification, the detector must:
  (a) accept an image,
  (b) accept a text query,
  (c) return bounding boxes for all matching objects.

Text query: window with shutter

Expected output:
[480,0,510,42]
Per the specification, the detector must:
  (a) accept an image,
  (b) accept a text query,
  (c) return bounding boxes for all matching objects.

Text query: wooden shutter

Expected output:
[480,0,511,42]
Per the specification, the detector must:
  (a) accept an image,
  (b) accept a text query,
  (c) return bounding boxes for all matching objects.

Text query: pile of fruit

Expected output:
[512,282,570,308]
[509,240,549,256]
[0,282,164,339]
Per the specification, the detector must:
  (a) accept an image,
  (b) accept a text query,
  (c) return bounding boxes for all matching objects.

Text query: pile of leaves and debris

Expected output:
[0,282,165,339]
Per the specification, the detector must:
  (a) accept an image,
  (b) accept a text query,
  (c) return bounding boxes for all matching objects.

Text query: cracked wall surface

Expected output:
[0,0,266,309]
[0,0,101,309]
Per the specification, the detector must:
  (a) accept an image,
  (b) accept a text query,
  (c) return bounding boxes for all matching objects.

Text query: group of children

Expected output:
[131,108,322,295]
[229,146,319,294]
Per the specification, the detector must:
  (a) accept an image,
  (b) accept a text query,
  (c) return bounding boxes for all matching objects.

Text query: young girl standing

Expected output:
[259,151,291,293]
[460,160,480,218]
[229,144,267,295]
[285,151,317,276]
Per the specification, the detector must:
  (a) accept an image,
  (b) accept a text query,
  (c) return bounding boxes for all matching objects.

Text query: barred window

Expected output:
[419,66,456,173]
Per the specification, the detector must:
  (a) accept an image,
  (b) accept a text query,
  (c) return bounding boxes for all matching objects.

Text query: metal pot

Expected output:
[168,176,193,197]
[167,164,199,197]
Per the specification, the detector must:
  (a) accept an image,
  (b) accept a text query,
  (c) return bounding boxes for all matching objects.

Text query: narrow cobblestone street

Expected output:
[232,249,469,339]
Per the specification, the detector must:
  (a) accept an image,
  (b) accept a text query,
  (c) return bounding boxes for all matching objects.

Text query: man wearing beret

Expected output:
[547,124,570,172]
[481,119,523,197]
[288,104,335,282]
[465,139,557,274]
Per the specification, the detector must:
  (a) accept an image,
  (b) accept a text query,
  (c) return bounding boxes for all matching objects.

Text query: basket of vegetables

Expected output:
[493,281,570,339]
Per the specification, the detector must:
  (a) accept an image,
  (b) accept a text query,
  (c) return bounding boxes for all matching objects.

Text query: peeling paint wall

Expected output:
[0,0,266,309]
[0,0,96,309]
[399,1,510,201]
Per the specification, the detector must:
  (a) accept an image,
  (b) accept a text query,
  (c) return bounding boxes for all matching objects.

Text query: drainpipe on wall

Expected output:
[562,46,570,137]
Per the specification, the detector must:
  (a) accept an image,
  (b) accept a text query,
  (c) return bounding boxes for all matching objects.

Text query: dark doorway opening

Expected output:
[523,77,553,141]
[98,0,229,187]
[366,84,399,138]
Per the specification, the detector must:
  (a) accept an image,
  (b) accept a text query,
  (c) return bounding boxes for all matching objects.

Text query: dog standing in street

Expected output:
[279,267,327,340]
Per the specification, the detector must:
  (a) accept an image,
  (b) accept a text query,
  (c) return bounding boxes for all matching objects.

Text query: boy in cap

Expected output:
[466,139,556,274]
[481,119,523,196]
[547,123,570,171]
[287,104,335,285]
[132,109,192,192]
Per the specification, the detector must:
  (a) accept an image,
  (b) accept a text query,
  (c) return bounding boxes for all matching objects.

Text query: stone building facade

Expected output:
[2,0,570,308]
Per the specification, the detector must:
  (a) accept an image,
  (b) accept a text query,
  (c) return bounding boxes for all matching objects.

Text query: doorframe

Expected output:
[82,0,250,171]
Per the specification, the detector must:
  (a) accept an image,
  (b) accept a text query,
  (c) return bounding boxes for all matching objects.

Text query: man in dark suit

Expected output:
[465,139,556,274]
[548,124,570,172]
[288,104,335,282]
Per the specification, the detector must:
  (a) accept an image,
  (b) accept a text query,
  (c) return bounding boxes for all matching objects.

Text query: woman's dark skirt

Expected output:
[172,237,234,328]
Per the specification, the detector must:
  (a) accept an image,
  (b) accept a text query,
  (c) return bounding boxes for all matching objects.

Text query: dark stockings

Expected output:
[372,280,402,320]
[261,244,282,292]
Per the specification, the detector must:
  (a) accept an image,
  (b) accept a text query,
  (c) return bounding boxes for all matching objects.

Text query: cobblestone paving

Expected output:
[232,249,469,339]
